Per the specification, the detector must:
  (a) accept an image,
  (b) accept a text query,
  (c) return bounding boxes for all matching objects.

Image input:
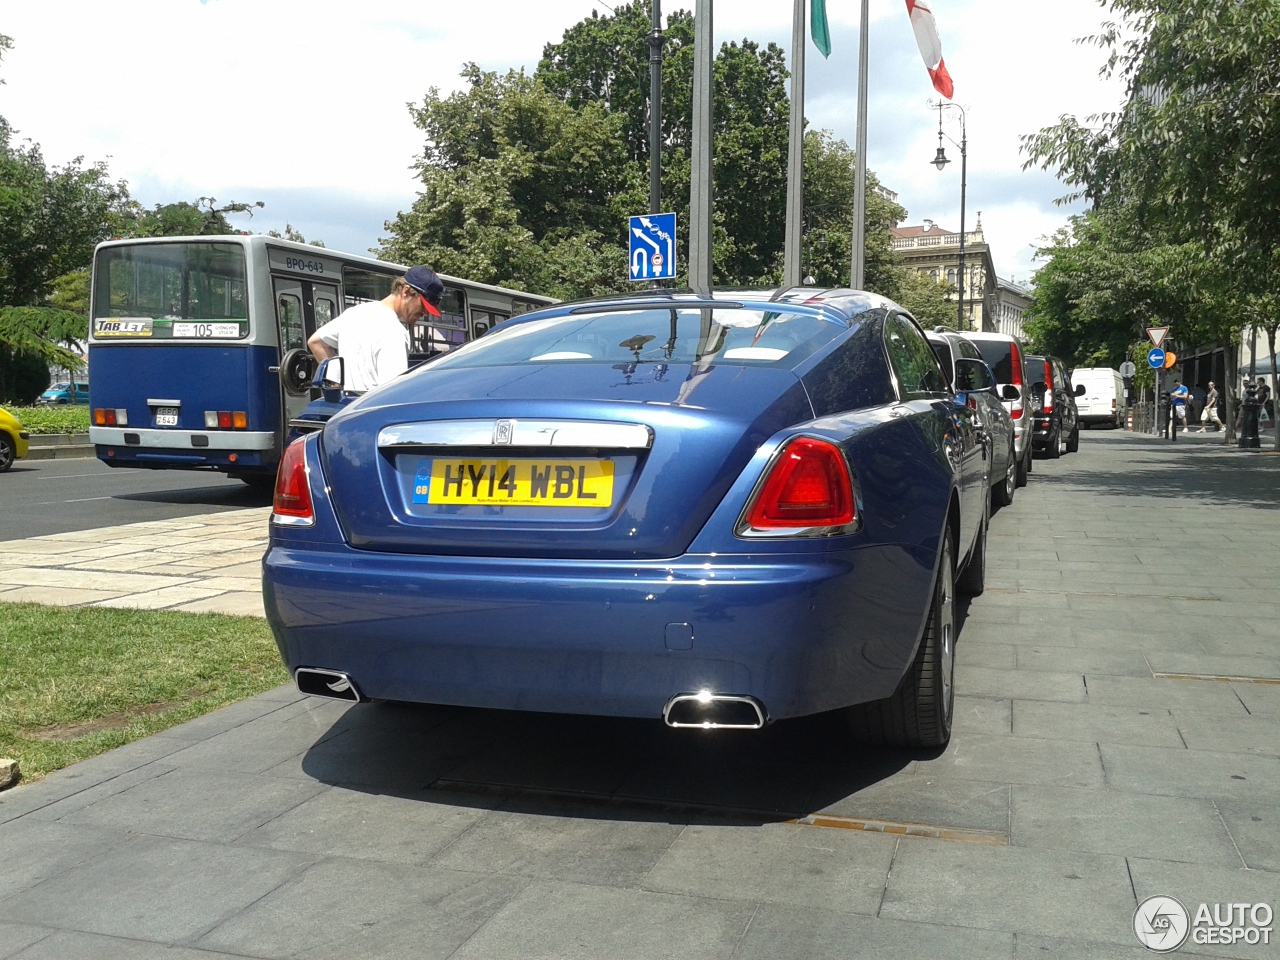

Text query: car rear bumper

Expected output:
[262,541,933,722]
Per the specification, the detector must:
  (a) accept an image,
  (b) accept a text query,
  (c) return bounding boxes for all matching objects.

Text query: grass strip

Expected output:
[0,602,288,783]
[5,405,91,435]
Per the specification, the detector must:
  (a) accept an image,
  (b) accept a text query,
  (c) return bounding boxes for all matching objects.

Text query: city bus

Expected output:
[87,235,553,485]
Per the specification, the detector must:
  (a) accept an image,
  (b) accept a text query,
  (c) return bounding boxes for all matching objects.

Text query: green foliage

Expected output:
[383,6,904,299]
[6,404,90,434]
[0,349,49,404]
[120,197,264,239]
[267,223,324,247]
[890,269,958,329]
[1022,0,1280,360]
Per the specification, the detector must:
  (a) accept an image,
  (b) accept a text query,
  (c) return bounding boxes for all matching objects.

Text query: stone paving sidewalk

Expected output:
[0,508,269,616]
[1,432,1278,960]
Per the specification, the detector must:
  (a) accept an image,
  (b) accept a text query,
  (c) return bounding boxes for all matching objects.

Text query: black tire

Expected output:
[0,435,14,473]
[958,503,987,596]
[1047,423,1063,459]
[1066,425,1080,453]
[1016,446,1030,485]
[992,441,1016,507]
[847,530,956,747]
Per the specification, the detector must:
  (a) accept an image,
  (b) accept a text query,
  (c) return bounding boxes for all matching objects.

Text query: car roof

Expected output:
[517,287,899,325]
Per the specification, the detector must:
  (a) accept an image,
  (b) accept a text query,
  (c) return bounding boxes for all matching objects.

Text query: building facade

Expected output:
[890,217,997,331]
[992,278,1032,340]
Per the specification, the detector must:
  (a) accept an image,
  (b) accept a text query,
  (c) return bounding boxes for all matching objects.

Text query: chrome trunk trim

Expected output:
[377,419,653,450]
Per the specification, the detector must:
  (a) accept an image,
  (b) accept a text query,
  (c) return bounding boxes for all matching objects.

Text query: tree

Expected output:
[384,7,906,300]
[267,223,324,247]
[891,269,957,328]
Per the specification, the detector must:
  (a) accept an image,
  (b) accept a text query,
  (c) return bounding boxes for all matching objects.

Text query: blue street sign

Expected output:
[1147,347,1166,369]
[628,213,677,281]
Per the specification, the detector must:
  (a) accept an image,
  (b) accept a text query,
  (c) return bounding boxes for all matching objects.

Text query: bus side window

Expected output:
[278,294,304,351]
[315,296,336,328]
[471,309,508,339]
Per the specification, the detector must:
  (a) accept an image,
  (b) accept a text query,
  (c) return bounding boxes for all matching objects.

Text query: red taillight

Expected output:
[1042,360,1054,412]
[273,440,313,521]
[104,409,117,426]
[218,410,232,429]
[746,437,855,529]
[1009,343,1025,419]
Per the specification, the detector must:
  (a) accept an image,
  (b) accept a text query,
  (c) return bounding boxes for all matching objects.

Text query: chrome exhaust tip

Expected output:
[294,667,362,702]
[662,691,766,730]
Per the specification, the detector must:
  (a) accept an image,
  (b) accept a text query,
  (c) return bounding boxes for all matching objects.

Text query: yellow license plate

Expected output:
[421,458,614,507]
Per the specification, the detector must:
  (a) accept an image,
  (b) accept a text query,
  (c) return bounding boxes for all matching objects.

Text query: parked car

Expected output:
[1026,355,1085,457]
[1071,367,1125,428]
[37,381,90,405]
[265,289,993,748]
[926,328,1018,508]
[965,332,1033,487]
[0,407,31,472]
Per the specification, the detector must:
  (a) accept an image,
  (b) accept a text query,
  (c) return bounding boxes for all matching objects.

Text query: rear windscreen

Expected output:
[974,340,1015,383]
[425,306,853,371]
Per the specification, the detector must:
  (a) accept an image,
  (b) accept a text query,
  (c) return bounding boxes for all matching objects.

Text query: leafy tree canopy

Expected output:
[1021,0,1280,379]
[382,3,906,301]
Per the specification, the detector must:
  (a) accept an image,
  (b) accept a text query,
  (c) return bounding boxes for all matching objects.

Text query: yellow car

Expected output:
[0,407,30,472]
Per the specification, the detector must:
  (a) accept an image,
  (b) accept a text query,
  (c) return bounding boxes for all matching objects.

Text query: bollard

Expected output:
[1238,379,1262,449]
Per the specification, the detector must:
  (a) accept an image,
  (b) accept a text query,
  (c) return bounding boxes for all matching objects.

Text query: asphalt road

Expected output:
[0,457,272,541]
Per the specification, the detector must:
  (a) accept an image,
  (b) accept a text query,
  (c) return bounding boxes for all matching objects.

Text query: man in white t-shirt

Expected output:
[307,266,445,392]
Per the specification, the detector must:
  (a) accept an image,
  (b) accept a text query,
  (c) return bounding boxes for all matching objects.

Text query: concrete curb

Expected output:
[25,433,94,461]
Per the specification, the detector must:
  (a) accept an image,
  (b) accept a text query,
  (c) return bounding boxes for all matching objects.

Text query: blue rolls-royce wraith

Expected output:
[263,289,992,747]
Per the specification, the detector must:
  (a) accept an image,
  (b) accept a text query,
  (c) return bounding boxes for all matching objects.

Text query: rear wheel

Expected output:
[1047,423,1063,459]
[847,530,956,747]
[993,442,1016,507]
[0,435,14,473]
[1066,425,1080,453]
[958,502,987,596]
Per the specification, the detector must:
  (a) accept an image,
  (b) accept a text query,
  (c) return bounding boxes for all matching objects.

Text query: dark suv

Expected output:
[1025,355,1085,458]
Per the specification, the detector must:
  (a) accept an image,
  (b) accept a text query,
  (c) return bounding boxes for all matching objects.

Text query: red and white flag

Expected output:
[905,0,954,99]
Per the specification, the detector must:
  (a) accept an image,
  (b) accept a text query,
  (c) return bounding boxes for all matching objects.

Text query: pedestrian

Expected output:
[1170,380,1191,432]
[307,266,445,392]
[1258,378,1273,427]
[1198,381,1222,432]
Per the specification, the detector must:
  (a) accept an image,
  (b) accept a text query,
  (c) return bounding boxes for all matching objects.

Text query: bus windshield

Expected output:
[92,242,248,340]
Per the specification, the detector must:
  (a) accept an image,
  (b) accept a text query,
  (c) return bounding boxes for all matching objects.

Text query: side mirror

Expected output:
[313,356,345,403]
[954,358,994,393]
[1074,383,1086,397]
[1000,384,1020,401]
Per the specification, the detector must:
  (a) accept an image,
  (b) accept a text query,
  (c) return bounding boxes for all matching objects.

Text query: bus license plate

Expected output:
[156,407,179,426]
[418,458,614,507]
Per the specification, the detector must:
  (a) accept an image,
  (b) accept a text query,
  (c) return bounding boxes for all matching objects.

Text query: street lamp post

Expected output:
[929,100,967,331]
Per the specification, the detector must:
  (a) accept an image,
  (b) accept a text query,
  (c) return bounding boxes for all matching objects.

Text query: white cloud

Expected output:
[0,0,1124,279]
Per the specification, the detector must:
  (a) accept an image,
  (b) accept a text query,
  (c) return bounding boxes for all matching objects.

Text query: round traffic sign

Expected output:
[1147,347,1166,369]
[1119,360,1136,377]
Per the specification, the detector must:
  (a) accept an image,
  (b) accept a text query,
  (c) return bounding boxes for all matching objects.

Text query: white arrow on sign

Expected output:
[631,228,660,279]
[1147,326,1170,349]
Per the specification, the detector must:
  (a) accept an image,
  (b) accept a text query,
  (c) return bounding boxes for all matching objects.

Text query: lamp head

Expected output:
[933,145,950,170]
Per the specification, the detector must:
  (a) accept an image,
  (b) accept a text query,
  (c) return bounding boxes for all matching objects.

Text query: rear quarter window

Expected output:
[974,340,1015,383]
[884,315,948,399]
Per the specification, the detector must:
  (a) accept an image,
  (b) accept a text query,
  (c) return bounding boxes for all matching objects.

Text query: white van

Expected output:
[1071,367,1125,427]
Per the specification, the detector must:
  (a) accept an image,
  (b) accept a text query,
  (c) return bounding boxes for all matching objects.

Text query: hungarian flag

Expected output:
[811,0,831,58]
[905,0,954,98]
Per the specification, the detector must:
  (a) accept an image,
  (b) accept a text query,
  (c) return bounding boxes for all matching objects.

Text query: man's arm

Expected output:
[308,331,337,362]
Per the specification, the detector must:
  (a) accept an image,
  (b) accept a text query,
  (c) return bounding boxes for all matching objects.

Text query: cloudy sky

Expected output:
[0,0,1126,286]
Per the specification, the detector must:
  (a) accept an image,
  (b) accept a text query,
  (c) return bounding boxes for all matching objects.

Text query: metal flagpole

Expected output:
[850,0,869,289]
[782,0,805,289]
[688,0,714,296]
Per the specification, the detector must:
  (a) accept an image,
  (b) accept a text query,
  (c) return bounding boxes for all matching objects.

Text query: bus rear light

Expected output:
[232,411,248,429]
[115,409,128,426]
[94,408,106,425]
[218,411,232,429]
[102,408,117,426]
[204,411,218,428]
[743,436,855,531]
[273,439,314,524]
